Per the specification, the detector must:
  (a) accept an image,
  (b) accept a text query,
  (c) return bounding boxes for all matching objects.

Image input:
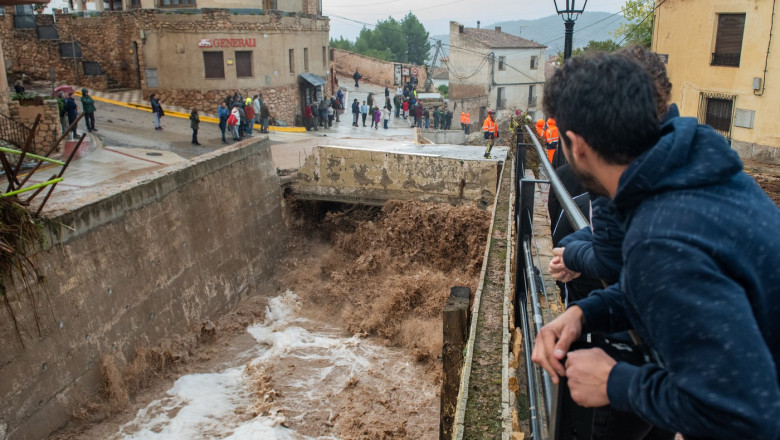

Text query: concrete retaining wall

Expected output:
[0,138,287,439]
[421,129,466,145]
[292,145,498,207]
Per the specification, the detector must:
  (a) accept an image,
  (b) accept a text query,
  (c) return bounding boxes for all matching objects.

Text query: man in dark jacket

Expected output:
[64,92,79,138]
[351,99,360,127]
[532,53,780,440]
[260,102,271,133]
[80,88,97,132]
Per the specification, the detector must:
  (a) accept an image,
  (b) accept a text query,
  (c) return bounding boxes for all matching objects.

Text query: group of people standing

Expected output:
[56,88,97,139]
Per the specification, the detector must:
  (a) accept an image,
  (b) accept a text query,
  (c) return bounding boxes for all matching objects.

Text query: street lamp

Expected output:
[554,0,588,60]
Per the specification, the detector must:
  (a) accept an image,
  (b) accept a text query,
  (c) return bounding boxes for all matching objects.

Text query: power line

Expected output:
[616,0,668,45]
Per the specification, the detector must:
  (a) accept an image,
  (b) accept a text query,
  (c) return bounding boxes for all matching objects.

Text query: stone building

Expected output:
[1,0,329,125]
[445,21,546,124]
[653,0,780,164]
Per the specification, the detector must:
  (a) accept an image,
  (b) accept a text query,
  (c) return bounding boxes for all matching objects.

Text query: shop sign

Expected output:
[198,38,257,48]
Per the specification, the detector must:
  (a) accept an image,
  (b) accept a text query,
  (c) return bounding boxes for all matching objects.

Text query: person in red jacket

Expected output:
[304,104,314,131]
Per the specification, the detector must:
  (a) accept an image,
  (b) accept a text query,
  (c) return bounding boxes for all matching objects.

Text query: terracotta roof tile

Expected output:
[461,27,546,49]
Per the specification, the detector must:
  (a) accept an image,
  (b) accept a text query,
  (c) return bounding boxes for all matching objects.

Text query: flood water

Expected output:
[106,291,438,440]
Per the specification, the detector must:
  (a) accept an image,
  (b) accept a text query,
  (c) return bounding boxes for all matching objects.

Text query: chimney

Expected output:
[477,20,480,29]
[495,26,501,32]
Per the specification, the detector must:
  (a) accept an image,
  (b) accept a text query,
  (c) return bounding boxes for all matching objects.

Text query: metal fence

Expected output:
[0,113,35,152]
[513,125,589,439]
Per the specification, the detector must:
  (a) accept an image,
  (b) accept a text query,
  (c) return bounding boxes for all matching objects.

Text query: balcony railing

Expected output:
[711,52,741,67]
[0,113,35,152]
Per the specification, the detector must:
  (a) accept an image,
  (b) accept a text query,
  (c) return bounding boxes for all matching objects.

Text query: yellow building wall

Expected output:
[653,0,780,164]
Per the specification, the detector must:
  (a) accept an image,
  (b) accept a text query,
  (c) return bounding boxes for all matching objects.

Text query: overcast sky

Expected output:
[325,0,629,40]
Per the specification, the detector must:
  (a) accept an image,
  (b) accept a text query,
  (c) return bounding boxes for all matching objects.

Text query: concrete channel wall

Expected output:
[0,138,287,439]
[420,129,466,145]
[292,145,499,207]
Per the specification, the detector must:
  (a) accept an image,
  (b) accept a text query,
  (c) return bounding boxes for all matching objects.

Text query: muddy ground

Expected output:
[745,160,780,206]
[50,200,489,440]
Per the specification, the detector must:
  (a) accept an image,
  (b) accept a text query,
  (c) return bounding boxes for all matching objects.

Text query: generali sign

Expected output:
[198,38,257,48]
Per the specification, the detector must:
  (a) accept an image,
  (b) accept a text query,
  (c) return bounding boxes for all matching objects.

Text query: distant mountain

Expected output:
[430,12,626,63]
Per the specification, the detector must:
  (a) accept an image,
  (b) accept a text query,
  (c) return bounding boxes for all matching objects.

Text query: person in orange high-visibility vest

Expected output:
[460,112,466,130]
[482,109,499,158]
[544,118,559,163]
[535,118,546,137]
[464,112,471,134]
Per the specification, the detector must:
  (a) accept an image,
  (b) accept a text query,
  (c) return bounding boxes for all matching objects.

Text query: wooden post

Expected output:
[440,286,470,440]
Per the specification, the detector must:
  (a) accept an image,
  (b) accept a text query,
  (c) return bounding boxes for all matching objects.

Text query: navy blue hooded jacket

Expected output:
[559,196,623,284]
[575,116,780,439]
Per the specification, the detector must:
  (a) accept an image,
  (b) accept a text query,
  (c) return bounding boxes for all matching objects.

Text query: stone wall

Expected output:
[0,138,288,439]
[449,83,487,100]
[7,99,61,154]
[331,48,428,89]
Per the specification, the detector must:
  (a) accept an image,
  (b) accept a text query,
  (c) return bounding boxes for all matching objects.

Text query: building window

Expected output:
[528,85,537,107]
[13,5,35,29]
[712,13,745,67]
[496,87,505,109]
[59,42,83,58]
[83,61,103,76]
[530,55,538,70]
[236,51,253,77]
[289,49,295,74]
[129,0,141,8]
[322,46,327,67]
[304,47,309,72]
[160,0,195,7]
[203,51,225,79]
[498,56,505,71]
[699,92,735,139]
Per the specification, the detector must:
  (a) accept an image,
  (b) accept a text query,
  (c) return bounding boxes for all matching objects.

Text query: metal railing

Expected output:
[0,113,36,152]
[512,125,589,439]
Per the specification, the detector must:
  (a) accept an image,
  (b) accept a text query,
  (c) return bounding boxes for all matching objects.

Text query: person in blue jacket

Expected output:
[532,53,780,440]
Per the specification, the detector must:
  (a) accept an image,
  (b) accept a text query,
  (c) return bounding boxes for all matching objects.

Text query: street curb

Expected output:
[76,92,306,133]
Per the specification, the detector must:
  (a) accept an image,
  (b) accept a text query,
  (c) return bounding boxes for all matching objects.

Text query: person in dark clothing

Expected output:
[310,103,319,130]
[533,53,780,440]
[353,69,361,87]
[260,102,271,133]
[14,80,24,94]
[150,93,164,130]
[64,92,78,138]
[351,99,360,127]
[189,109,201,145]
[218,102,229,143]
[80,88,97,132]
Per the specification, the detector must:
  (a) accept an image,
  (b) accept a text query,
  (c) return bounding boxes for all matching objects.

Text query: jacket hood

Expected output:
[613,116,743,210]
[536,119,545,127]
[81,88,88,95]
[547,118,556,126]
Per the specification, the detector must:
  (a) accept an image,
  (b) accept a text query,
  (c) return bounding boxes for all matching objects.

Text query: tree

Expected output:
[556,40,621,63]
[613,0,654,47]
[400,12,431,65]
[437,84,449,98]
[330,36,353,51]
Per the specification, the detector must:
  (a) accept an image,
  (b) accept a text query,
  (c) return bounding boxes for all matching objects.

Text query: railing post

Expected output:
[440,286,470,440]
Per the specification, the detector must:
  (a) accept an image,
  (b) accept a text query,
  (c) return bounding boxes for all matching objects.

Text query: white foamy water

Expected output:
[110,291,434,440]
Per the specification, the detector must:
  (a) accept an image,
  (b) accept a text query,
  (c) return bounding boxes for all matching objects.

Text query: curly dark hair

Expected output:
[543,53,660,165]
[617,45,673,119]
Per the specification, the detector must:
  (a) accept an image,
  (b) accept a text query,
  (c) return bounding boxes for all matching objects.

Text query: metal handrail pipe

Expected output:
[523,125,589,231]
[523,238,555,419]
[517,254,544,440]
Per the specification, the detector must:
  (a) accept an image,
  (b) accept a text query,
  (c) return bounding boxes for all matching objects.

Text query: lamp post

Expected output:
[554,0,588,60]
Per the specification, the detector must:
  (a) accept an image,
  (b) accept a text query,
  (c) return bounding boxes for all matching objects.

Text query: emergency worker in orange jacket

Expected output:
[464,113,471,134]
[544,118,559,163]
[536,118,546,137]
[482,110,499,159]
[460,112,466,130]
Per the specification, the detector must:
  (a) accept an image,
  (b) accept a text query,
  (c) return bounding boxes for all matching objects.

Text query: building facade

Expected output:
[653,0,780,164]
[2,1,329,125]
[445,21,546,123]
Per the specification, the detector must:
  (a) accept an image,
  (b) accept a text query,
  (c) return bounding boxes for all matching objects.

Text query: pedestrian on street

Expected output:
[351,98,360,127]
[218,102,229,143]
[373,106,381,130]
[305,103,314,131]
[367,92,374,109]
[80,88,97,132]
[64,92,79,139]
[244,98,255,136]
[336,89,344,121]
[253,95,262,125]
[414,101,423,128]
[237,102,247,139]
[189,109,201,145]
[327,100,335,127]
[385,85,390,99]
[433,107,440,129]
[445,109,453,130]
[360,101,368,127]
[482,109,498,158]
[260,102,271,133]
[382,106,390,129]
[393,94,401,118]
[423,107,430,129]
[57,92,69,137]
[150,93,164,130]
[353,69,362,87]
[229,105,241,140]
[310,102,319,131]
[318,98,329,129]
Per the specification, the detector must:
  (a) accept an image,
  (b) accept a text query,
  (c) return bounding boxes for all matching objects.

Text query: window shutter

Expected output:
[203,51,224,79]
[715,14,745,55]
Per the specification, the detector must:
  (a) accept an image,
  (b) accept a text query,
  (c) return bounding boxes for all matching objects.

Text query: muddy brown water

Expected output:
[50,200,490,439]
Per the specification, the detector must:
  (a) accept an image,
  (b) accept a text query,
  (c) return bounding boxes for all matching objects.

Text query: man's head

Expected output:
[488,109,495,118]
[543,53,660,167]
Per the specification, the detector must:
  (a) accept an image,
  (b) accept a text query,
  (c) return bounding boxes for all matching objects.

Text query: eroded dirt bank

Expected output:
[50,200,489,440]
